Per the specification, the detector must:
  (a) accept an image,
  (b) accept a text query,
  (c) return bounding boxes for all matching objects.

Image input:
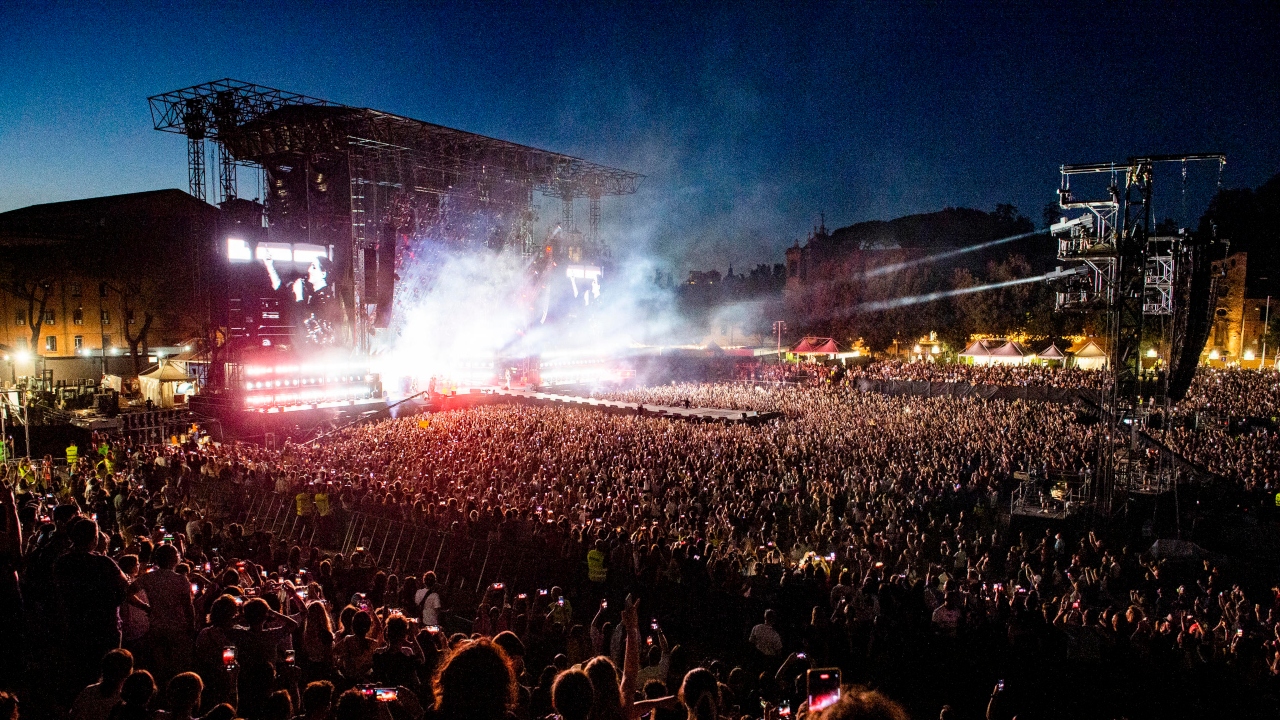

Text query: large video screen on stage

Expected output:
[224,237,343,349]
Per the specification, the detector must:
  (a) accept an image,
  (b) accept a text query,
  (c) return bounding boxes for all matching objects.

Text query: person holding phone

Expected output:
[808,685,909,720]
[372,615,425,693]
[136,543,196,682]
[193,596,240,708]
[546,586,573,629]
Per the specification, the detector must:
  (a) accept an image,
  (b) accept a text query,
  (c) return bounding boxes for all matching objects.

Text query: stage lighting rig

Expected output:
[1047,153,1225,516]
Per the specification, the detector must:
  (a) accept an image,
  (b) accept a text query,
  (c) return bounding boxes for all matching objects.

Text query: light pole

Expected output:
[773,320,787,359]
[1262,295,1271,368]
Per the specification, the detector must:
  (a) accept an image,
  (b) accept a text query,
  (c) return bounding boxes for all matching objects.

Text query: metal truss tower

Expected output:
[187,136,206,202]
[588,193,602,248]
[1052,153,1225,514]
[217,143,237,203]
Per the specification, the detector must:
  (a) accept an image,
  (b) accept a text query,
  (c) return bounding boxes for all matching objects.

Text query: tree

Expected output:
[0,246,70,371]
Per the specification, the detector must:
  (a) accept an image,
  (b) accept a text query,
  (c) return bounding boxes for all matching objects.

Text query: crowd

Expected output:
[1,372,1279,720]
[846,360,1110,391]
[732,361,837,384]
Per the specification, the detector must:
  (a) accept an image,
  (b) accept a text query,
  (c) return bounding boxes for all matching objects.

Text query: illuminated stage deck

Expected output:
[435,388,780,424]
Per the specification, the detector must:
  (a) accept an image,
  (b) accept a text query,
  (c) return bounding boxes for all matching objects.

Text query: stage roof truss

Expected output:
[148,79,643,201]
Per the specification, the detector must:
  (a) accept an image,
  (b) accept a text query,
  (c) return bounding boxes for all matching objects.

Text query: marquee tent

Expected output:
[791,337,840,355]
[958,339,998,365]
[1069,339,1109,371]
[1037,343,1068,364]
[989,341,1034,366]
[138,360,195,409]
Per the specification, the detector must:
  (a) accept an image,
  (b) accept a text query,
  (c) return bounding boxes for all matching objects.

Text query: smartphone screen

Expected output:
[222,647,237,665]
[807,668,841,712]
[778,700,791,718]
[375,688,398,702]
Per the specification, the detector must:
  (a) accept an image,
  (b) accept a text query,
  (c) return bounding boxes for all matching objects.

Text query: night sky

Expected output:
[1,1,1277,270]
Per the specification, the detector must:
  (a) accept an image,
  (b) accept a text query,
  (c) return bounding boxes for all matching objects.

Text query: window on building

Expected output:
[99,282,108,298]
[42,310,55,325]
[126,310,136,325]
[74,335,83,351]
[73,308,83,325]
[13,310,24,326]
[70,282,82,297]
[15,337,27,351]
[101,310,111,325]
[45,336,56,352]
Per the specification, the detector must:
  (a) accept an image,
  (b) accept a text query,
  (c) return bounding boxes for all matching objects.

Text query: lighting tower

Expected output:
[1052,154,1225,514]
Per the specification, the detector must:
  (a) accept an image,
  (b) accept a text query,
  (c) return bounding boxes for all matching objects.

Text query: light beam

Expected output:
[854,271,1057,313]
[859,229,1043,279]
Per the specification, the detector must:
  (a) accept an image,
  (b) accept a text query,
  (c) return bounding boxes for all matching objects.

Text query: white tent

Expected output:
[959,339,1001,366]
[1037,343,1068,364]
[138,360,194,409]
[1069,339,1108,371]
[989,341,1033,366]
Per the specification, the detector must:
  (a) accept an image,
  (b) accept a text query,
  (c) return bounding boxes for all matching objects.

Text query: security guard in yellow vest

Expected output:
[296,489,313,516]
[587,541,607,584]
[66,442,78,468]
[314,489,331,517]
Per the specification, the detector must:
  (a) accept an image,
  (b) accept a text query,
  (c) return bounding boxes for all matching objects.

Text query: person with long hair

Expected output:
[300,601,335,680]
[678,669,720,720]
[333,610,381,683]
[432,639,515,720]
[808,686,909,720]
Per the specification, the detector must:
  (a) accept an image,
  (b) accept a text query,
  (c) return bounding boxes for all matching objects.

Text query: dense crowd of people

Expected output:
[845,360,1110,391]
[1,364,1280,720]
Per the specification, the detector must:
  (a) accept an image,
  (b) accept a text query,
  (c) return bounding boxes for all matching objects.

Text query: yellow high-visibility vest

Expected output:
[587,548,607,583]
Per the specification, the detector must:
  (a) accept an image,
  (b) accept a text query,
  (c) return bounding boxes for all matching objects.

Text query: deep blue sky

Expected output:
[1,1,1277,270]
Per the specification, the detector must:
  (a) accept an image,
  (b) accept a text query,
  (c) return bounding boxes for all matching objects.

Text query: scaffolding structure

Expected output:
[1047,154,1225,516]
[148,78,643,351]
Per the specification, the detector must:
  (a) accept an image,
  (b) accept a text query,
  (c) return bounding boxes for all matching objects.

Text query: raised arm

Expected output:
[620,594,641,705]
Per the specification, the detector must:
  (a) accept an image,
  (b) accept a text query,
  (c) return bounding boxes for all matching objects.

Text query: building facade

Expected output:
[0,190,219,380]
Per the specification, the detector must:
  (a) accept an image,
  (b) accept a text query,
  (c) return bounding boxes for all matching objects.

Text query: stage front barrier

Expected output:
[192,480,572,599]
[335,512,565,596]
